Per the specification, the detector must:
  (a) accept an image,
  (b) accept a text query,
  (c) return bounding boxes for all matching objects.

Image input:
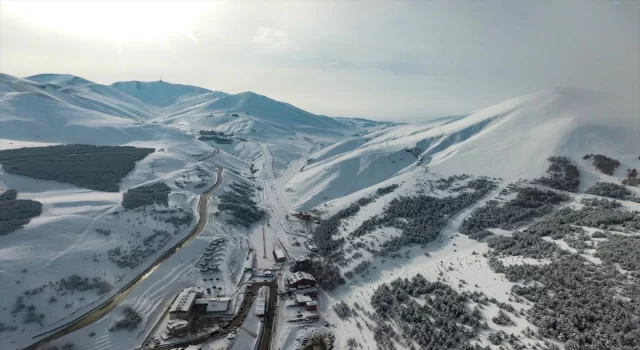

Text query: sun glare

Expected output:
[4,1,208,43]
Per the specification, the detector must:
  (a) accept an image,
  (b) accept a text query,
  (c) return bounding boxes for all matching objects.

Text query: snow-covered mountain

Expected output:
[287,88,639,209]
[161,90,349,137]
[110,80,221,108]
[2,72,639,350]
[26,73,158,120]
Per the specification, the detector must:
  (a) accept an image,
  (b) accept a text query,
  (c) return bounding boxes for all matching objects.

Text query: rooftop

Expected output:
[169,290,197,314]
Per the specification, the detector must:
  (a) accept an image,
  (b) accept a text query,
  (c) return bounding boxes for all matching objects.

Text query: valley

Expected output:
[0,73,639,350]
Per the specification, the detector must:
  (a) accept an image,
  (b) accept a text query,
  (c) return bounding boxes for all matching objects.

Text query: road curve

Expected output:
[24,167,224,350]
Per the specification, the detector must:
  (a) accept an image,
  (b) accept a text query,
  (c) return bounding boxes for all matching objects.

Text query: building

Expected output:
[244,251,255,271]
[305,314,320,322]
[169,290,198,320]
[305,301,318,312]
[305,243,318,252]
[294,294,312,305]
[255,286,269,316]
[167,319,189,337]
[286,272,316,289]
[273,249,286,262]
[290,286,319,297]
[292,212,312,220]
[194,297,232,315]
[292,256,312,272]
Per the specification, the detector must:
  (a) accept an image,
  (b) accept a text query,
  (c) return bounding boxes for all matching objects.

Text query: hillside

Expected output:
[2,72,639,350]
[110,80,218,108]
[286,89,640,209]
[161,91,348,136]
[26,73,158,120]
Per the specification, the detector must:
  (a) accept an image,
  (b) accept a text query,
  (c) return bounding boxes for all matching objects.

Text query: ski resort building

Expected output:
[305,301,318,311]
[166,319,189,337]
[294,294,312,305]
[290,286,319,297]
[286,272,316,289]
[194,297,231,315]
[169,290,198,320]
[255,286,269,317]
[205,297,231,314]
[273,249,286,262]
[291,256,312,272]
[244,251,255,271]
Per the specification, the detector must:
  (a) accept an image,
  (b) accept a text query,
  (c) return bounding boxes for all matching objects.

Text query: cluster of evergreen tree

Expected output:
[199,130,227,136]
[585,182,640,203]
[0,189,17,200]
[314,184,402,257]
[376,184,400,196]
[54,275,113,295]
[492,310,514,326]
[580,197,621,209]
[122,183,171,209]
[351,178,497,254]
[198,135,233,144]
[526,206,640,237]
[486,203,640,350]
[595,235,640,276]
[468,229,494,241]
[217,182,265,227]
[623,168,640,186]
[107,229,172,269]
[370,274,487,349]
[492,253,640,350]
[487,231,564,259]
[584,154,620,175]
[312,203,360,256]
[308,259,345,291]
[0,144,154,192]
[0,189,42,234]
[109,306,142,332]
[344,259,372,279]
[533,156,580,192]
[332,300,353,319]
[460,187,569,236]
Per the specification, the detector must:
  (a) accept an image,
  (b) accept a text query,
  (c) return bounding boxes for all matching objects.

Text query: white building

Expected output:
[195,297,232,315]
[255,286,269,316]
[169,290,198,320]
[167,319,189,337]
[244,251,255,271]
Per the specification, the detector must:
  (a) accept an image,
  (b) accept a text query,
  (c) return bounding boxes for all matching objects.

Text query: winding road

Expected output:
[24,167,224,350]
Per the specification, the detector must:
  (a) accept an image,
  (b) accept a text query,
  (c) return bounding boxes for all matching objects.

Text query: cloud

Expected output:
[1,1,637,120]
[252,27,289,49]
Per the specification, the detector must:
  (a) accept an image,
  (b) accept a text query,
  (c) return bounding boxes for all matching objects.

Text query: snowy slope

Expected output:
[161,91,349,138]
[333,116,398,134]
[1,73,180,144]
[0,73,251,350]
[26,74,158,120]
[286,89,640,209]
[110,80,218,108]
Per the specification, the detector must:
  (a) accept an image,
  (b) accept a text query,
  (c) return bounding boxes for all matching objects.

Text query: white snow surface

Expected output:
[110,80,220,108]
[2,72,638,350]
[286,89,640,209]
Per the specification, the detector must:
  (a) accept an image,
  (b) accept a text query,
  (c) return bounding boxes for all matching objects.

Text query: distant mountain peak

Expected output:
[26,73,95,87]
[110,80,215,108]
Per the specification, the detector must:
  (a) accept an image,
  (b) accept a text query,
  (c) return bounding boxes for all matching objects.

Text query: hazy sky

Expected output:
[1,1,638,120]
